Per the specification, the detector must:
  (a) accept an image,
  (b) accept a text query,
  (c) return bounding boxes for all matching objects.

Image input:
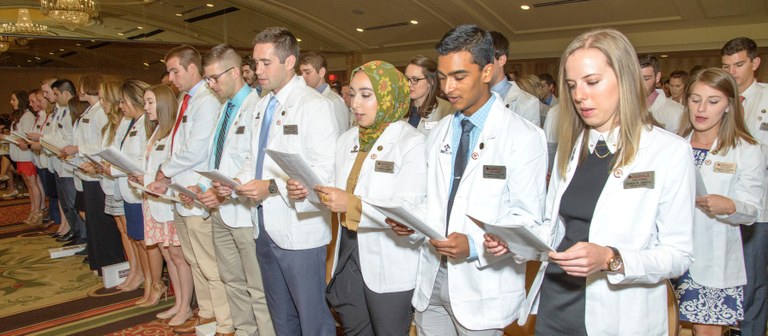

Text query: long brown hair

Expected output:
[556,29,654,178]
[100,81,123,146]
[145,84,178,140]
[409,55,441,118]
[677,68,757,154]
[120,79,151,140]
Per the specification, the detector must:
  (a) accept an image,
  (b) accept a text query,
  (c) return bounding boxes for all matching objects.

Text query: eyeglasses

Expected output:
[204,67,235,85]
[406,77,426,86]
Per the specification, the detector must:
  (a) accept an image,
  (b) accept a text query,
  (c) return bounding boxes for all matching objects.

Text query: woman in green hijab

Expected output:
[290,60,428,334]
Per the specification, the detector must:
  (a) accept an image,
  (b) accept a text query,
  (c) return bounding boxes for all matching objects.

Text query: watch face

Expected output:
[609,257,623,271]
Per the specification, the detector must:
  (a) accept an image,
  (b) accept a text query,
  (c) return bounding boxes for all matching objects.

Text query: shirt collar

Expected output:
[228,84,251,108]
[587,127,619,154]
[454,94,496,128]
[271,74,300,107]
[491,80,512,98]
[188,80,206,97]
[316,82,328,94]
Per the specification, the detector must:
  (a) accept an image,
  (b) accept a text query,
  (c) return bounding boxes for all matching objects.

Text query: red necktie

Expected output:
[171,93,191,150]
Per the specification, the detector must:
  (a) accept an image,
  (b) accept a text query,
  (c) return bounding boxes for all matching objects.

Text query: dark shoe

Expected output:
[50,232,61,238]
[63,239,85,247]
[82,257,89,263]
[172,317,199,334]
[74,249,87,256]
[55,231,74,242]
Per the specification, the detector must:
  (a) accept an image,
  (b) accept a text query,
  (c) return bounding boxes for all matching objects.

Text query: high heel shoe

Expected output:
[167,309,194,327]
[138,281,167,307]
[119,276,144,292]
[156,307,179,320]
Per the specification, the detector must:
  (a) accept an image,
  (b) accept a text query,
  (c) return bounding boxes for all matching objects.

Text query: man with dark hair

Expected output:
[487,31,542,126]
[148,44,232,335]
[225,26,338,336]
[722,36,768,336]
[298,51,349,132]
[538,73,558,107]
[241,54,259,92]
[638,54,683,132]
[668,69,689,104]
[404,24,547,335]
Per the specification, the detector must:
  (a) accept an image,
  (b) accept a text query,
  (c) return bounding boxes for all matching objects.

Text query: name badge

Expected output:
[182,115,188,123]
[82,118,90,124]
[155,144,165,151]
[714,162,736,174]
[375,160,395,173]
[483,165,506,179]
[58,123,63,129]
[129,131,137,137]
[235,126,245,134]
[283,124,298,135]
[760,122,768,131]
[424,121,437,130]
[623,171,655,189]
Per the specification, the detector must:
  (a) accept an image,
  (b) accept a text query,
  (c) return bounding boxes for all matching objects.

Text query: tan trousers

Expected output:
[211,211,275,336]
[174,213,234,333]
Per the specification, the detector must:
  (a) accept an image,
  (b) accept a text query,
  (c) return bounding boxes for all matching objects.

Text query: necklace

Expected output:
[594,141,611,159]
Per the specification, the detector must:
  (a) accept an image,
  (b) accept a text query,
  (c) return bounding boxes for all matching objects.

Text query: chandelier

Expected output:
[2,9,48,35]
[40,0,96,31]
[0,38,9,53]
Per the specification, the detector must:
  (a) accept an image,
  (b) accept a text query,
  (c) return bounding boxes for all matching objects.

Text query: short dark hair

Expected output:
[202,44,241,69]
[721,37,758,59]
[669,70,689,83]
[435,24,494,69]
[538,72,556,86]
[242,54,256,71]
[298,51,327,71]
[165,45,203,76]
[50,79,77,96]
[252,27,299,63]
[489,31,509,59]
[638,54,660,74]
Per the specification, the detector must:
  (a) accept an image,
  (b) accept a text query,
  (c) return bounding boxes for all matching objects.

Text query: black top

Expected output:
[535,140,613,335]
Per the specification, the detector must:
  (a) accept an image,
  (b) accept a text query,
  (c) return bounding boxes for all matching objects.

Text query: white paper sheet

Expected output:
[265,149,325,204]
[195,169,241,187]
[11,131,29,142]
[40,138,63,154]
[167,182,206,207]
[128,181,181,203]
[96,147,145,175]
[365,200,446,241]
[468,215,554,261]
[695,169,708,196]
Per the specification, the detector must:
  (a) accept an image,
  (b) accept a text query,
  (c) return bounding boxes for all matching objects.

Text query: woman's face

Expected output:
[10,94,18,110]
[349,71,378,128]
[565,48,620,133]
[119,95,141,118]
[688,82,728,134]
[29,93,39,112]
[144,90,158,122]
[36,92,48,111]
[405,64,429,103]
[78,85,87,102]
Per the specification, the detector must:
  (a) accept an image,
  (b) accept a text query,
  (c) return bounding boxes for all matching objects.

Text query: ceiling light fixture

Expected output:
[0,39,10,53]
[521,5,531,10]
[410,20,418,24]
[296,38,302,42]
[2,9,48,35]
[40,0,97,31]
[356,28,364,32]
[206,3,214,7]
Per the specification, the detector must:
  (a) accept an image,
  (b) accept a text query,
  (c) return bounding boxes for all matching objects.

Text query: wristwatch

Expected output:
[268,179,278,195]
[606,246,623,272]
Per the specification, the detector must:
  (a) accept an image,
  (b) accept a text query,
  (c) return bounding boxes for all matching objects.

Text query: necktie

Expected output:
[255,96,278,179]
[213,102,235,169]
[446,119,474,231]
[407,106,421,128]
[170,93,191,150]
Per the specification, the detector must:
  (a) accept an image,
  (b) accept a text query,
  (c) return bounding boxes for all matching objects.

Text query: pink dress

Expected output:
[143,131,180,247]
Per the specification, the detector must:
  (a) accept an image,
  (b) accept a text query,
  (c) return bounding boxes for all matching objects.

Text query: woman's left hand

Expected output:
[62,145,78,155]
[548,242,613,277]
[314,186,348,212]
[696,194,736,217]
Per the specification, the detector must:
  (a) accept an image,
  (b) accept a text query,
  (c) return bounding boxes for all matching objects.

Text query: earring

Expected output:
[725,108,729,113]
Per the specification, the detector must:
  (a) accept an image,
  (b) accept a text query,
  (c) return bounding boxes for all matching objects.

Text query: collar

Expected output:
[271,74,301,107]
[316,82,328,94]
[647,89,660,106]
[587,127,619,154]
[742,79,760,100]
[453,94,496,127]
[228,84,251,107]
[187,80,206,97]
[490,79,512,98]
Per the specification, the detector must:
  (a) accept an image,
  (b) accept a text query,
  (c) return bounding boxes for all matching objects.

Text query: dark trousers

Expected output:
[83,181,125,271]
[55,174,86,242]
[37,168,60,224]
[740,223,768,336]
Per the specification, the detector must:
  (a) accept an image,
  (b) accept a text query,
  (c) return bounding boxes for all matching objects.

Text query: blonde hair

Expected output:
[556,28,654,178]
[677,68,757,153]
[516,74,547,100]
[120,79,151,140]
[100,81,123,146]
[145,84,178,140]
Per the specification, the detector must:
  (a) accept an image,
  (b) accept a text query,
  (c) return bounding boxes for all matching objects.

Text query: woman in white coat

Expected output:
[289,60,426,335]
[672,68,764,335]
[486,29,695,335]
[403,55,451,135]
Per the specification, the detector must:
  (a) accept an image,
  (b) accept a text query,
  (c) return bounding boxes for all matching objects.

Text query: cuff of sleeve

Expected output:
[197,183,207,193]
[345,193,362,229]
[467,236,478,261]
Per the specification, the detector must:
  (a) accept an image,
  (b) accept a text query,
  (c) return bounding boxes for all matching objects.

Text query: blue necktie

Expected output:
[213,102,234,169]
[255,96,278,179]
[446,119,474,231]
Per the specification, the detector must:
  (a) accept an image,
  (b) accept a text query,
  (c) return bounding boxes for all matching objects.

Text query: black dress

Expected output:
[535,140,613,335]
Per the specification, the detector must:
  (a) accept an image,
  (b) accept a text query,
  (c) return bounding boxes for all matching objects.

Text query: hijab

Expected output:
[352,60,410,151]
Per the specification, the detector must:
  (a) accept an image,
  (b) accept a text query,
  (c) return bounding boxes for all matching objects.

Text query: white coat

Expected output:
[9,110,35,162]
[502,81,542,127]
[687,136,764,288]
[98,123,119,196]
[200,90,259,228]
[111,115,147,204]
[30,111,49,168]
[521,126,695,336]
[74,102,108,182]
[235,75,339,247]
[39,109,60,172]
[648,89,684,134]
[412,95,548,330]
[144,130,174,223]
[330,121,426,293]
[162,83,222,217]
[321,84,349,133]
[48,106,75,178]
[407,98,452,136]
[740,80,768,222]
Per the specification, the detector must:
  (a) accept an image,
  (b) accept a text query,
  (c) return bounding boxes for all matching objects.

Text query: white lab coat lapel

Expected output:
[460,103,501,181]
[434,118,453,198]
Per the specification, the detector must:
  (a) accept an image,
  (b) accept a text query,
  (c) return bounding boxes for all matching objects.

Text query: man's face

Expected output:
[299,64,324,89]
[242,64,256,86]
[41,83,55,103]
[722,50,761,93]
[640,66,661,96]
[437,51,493,115]
[669,77,686,100]
[253,43,295,93]
[166,56,199,92]
[341,85,351,107]
[52,88,71,106]
[204,62,240,100]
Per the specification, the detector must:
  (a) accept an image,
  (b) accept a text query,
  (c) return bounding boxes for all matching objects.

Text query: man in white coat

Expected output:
[721,36,768,336]
[194,44,274,336]
[487,31,542,127]
[402,24,547,335]
[226,27,339,336]
[298,51,348,132]
[148,45,233,335]
[638,54,684,133]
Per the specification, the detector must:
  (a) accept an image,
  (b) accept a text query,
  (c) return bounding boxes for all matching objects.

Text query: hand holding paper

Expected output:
[96,148,144,175]
[364,200,445,240]
[266,149,325,204]
[468,214,553,262]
